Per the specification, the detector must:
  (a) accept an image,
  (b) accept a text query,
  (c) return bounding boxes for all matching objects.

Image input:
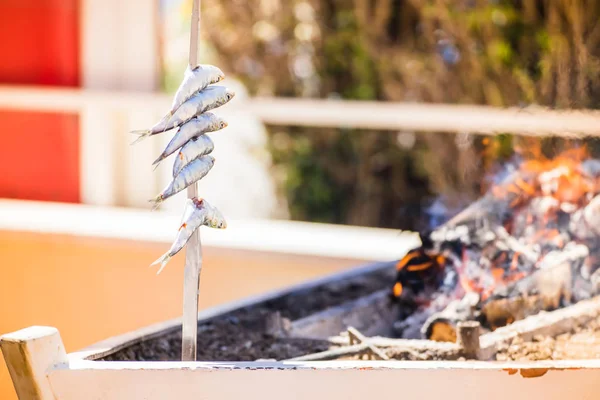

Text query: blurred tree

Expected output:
[198,0,600,229]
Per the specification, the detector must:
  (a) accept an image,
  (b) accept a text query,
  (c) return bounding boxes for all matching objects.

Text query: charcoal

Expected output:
[392,154,600,336]
[569,194,600,240]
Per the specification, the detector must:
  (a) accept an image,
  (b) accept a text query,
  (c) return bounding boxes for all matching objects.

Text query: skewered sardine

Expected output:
[150,155,215,208]
[169,65,224,116]
[172,135,215,177]
[131,86,235,143]
[152,113,225,167]
[150,198,226,273]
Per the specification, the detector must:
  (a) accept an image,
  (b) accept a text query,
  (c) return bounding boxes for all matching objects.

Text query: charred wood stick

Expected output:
[265,311,292,338]
[329,336,461,361]
[481,243,591,329]
[421,292,480,342]
[493,226,539,264]
[479,295,600,360]
[569,194,600,240]
[330,335,460,353]
[393,307,437,339]
[288,290,395,339]
[366,344,390,361]
[456,321,481,360]
[347,327,367,345]
[285,343,370,361]
[426,169,541,250]
[346,327,389,360]
[537,243,589,270]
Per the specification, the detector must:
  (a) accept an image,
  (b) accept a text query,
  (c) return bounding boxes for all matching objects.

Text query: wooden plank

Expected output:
[46,358,600,400]
[0,326,68,400]
[2,86,600,136]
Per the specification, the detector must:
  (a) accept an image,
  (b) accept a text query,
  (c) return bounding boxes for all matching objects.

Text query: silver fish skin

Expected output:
[169,65,225,116]
[150,198,226,274]
[152,113,225,167]
[203,201,227,229]
[150,155,215,208]
[131,86,235,143]
[172,134,215,177]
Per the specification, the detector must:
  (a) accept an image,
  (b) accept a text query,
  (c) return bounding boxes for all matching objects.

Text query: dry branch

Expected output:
[346,327,389,360]
[286,343,370,361]
[329,334,462,360]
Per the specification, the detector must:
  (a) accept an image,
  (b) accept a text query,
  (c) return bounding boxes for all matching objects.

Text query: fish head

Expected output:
[224,88,236,102]
[214,218,227,229]
[206,207,227,229]
[207,113,228,130]
[209,65,225,84]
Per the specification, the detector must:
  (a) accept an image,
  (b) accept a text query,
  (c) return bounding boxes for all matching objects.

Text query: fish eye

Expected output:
[220,121,227,128]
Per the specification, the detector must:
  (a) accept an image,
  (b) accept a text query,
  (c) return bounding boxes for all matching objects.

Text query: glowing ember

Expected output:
[393,145,600,338]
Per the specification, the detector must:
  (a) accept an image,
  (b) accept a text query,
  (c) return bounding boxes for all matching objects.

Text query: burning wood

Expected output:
[302,295,600,361]
[392,148,600,340]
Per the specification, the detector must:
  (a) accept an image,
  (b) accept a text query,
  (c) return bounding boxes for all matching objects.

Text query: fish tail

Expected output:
[164,111,174,125]
[149,194,163,211]
[156,112,174,134]
[130,130,152,145]
[151,155,164,168]
[150,252,172,275]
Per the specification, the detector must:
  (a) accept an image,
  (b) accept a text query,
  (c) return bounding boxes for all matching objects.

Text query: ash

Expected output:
[392,150,600,339]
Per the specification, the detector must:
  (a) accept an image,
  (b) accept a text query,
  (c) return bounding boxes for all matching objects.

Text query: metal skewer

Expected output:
[181,0,202,362]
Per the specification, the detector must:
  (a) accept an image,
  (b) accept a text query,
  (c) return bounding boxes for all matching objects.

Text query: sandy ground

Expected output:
[0,230,366,400]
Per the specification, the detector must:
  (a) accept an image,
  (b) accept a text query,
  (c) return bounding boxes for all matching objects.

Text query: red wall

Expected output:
[0,0,81,202]
[0,0,80,86]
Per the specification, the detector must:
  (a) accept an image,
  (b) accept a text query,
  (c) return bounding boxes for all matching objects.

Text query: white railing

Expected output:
[0,199,417,261]
[2,84,600,211]
[2,85,600,135]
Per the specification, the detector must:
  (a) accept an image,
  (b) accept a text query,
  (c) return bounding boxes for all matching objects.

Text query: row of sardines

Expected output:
[131,64,234,274]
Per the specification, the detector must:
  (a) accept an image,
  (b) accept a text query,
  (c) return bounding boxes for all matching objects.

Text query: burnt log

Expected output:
[421,292,480,342]
[419,243,592,339]
[479,295,600,360]
[481,243,591,329]
[288,290,396,339]
[569,194,600,240]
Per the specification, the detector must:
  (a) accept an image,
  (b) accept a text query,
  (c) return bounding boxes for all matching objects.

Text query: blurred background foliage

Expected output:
[195,0,600,229]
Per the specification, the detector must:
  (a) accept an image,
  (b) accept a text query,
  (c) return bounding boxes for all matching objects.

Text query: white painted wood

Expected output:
[0,199,418,261]
[44,358,600,400]
[80,0,159,206]
[2,85,600,137]
[0,85,170,113]
[4,326,598,400]
[79,106,120,206]
[80,0,159,91]
[0,326,68,400]
[122,110,161,208]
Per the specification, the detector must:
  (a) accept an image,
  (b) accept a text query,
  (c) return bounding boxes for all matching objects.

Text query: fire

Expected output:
[393,143,600,309]
[457,146,598,300]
